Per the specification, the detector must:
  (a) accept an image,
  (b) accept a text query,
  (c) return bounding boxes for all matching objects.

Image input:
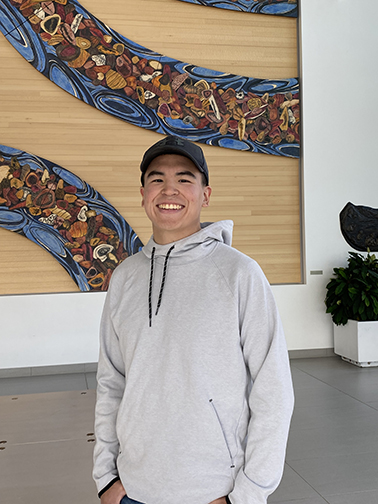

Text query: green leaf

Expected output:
[372,297,378,311]
[326,305,338,314]
[338,269,348,280]
[353,298,360,315]
[335,282,346,295]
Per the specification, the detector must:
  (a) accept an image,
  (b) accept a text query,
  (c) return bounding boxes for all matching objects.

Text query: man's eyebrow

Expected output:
[176,170,196,179]
[146,170,164,179]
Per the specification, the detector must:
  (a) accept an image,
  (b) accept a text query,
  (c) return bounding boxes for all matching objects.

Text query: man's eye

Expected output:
[179,178,191,183]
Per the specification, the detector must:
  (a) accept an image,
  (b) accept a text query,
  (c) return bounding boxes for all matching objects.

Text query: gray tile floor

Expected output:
[0,357,378,503]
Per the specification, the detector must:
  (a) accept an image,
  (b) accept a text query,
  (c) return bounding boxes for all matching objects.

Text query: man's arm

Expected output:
[93,286,126,497]
[100,479,126,504]
[228,264,294,504]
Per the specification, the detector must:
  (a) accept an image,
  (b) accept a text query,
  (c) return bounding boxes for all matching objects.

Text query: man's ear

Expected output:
[202,186,212,207]
[140,186,144,207]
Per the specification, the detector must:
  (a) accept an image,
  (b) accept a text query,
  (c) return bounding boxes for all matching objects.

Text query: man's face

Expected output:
[140,154,212,245]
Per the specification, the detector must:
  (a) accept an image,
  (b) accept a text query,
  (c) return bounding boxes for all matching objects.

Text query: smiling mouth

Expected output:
[158,204,183,210]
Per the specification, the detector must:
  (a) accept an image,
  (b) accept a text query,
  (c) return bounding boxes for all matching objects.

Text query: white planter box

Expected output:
[334,320,378,367]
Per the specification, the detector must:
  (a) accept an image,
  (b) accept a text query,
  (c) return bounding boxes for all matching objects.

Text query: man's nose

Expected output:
[162,181,179,195]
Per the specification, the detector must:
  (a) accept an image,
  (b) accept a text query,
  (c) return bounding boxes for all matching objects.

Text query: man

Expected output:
[93,135,294,504]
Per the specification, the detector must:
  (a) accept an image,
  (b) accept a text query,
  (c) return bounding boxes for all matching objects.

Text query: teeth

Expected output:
[158,204,182,210]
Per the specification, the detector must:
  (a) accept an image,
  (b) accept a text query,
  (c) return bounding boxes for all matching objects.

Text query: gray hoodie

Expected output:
[93,220,294,504]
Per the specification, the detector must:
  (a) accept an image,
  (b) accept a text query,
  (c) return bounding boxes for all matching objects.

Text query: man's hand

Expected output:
[100,480,126,504]
[209,498,228,504]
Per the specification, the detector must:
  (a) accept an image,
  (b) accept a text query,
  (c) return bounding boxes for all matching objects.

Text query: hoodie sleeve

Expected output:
[228,263,294,504]
[92,280,126,496]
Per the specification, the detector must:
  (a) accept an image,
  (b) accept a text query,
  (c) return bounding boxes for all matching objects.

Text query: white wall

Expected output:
[1,0,378,368]
[273,0,378,351]
[0,292,105,368]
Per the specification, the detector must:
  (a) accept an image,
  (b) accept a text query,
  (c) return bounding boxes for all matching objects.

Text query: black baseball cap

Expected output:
[140,135,209,186]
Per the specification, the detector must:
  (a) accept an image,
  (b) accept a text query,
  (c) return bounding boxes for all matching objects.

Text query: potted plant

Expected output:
[325,251,378,366]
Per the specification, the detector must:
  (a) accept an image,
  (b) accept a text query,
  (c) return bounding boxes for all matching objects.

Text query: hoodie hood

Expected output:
[142,220,233,327]
[142,220,233,263]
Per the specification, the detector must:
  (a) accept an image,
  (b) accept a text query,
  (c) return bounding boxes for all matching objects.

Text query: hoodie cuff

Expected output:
[98,476,120,498]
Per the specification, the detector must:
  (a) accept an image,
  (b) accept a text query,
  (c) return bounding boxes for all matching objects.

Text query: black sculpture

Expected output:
[340,202,378,252]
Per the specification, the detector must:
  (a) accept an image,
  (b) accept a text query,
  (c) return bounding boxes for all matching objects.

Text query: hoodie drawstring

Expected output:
[148,247,156,328]
[155,245,175,316]
[148,245,175,327]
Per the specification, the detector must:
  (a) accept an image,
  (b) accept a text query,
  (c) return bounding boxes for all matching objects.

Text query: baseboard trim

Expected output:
[289,348,335,359]
[0,362,98,379]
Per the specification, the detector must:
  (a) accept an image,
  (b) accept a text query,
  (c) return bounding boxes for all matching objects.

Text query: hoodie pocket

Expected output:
[209,399,235,469]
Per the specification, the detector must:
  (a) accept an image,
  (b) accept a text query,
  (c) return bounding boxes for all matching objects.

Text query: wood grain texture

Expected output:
[0,0,300,294]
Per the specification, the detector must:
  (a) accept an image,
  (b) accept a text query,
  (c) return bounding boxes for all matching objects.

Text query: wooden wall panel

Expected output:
[0,0,300,293]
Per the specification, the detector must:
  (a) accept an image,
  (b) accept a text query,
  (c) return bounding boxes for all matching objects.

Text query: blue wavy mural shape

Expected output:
[178,0,297,17]
[181,0,298,17]
[0,0,300,158]
[0,145,143,292]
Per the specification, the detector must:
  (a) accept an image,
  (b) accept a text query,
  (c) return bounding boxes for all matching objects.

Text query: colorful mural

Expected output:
[0,145,143,291]
[178,0,298,17]
[0,0,300,158]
